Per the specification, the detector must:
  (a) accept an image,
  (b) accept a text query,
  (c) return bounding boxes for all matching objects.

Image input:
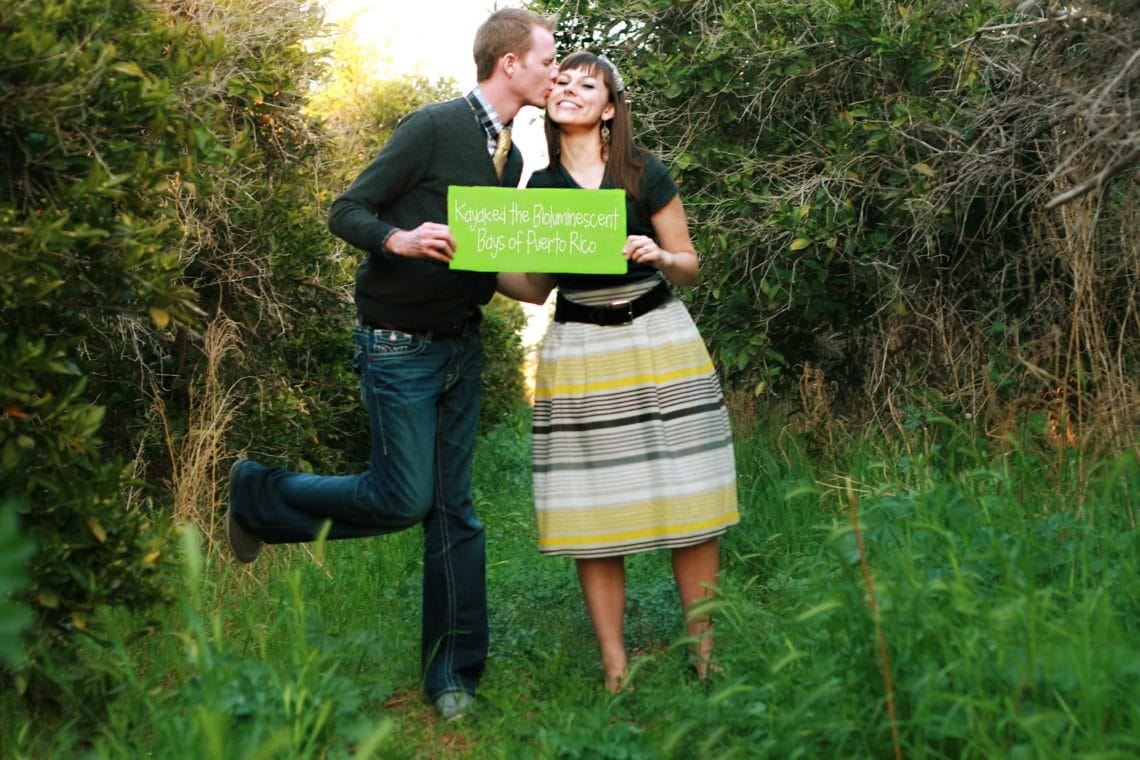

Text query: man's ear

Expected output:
[500,52,518,77]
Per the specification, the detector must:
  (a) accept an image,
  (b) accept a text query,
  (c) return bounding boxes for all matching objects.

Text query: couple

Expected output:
[225,8,738,720]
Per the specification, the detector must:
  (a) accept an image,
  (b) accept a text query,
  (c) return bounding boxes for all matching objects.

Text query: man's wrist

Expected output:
[381,228,400,254]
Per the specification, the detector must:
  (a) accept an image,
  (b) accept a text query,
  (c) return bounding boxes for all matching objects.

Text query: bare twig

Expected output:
[1045,145,1140,209]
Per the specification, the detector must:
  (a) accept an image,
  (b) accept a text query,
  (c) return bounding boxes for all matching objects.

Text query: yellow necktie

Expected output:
[492,126,512,180]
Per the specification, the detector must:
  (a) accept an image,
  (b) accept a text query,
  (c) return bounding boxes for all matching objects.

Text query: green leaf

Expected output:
[0,502,35,667]
[110,61,146,78]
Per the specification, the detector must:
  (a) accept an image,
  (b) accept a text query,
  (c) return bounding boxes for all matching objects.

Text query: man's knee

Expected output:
[357,475,433,527]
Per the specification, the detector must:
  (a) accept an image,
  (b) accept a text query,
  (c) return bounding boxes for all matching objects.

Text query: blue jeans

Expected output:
[230,324,487,699]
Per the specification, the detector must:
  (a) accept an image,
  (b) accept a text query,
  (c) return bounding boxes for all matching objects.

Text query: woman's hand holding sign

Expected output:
[623,234,672,268]
[385,222,457,262]
[621,196,699,286]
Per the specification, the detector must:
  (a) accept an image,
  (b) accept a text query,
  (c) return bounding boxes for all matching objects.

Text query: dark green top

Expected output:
[328,96,523,333]
[527,153,677,291]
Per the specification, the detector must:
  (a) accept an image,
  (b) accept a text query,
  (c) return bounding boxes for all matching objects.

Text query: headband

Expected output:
[596,54,625,93]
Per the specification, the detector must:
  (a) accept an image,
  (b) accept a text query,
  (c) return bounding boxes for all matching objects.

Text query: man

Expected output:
[225,8,558,721]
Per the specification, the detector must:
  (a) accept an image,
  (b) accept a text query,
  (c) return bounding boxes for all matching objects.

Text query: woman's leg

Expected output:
[671,538,721,678]
[575,556,628,692]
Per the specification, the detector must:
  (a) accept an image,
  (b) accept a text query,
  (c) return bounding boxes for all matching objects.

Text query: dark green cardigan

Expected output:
[328,96,523,334]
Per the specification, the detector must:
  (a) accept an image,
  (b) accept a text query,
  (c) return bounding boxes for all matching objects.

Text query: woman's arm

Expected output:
[623,195,699,286]
[496,272,556,304]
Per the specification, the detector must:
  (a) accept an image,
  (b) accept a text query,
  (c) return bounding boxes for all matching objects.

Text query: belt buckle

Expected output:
[609,299,634,325]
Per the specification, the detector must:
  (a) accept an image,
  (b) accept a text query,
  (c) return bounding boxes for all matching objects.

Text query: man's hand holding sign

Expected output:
[447,187,627,273]
[385,222,457,262]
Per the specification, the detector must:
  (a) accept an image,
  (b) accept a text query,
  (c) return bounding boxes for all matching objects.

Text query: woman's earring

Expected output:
[601,123,611,161]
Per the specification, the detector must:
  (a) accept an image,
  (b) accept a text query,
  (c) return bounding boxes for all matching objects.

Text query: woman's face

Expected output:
[546,66,616,128]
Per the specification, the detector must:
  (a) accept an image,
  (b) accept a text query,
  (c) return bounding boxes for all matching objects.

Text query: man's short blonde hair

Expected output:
[473,8,558,82]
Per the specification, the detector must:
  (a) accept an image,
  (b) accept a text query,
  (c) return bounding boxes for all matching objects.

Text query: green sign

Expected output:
[447,186,627,273]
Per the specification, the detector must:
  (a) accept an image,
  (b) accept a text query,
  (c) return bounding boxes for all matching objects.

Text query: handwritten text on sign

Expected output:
[447,186,627,273]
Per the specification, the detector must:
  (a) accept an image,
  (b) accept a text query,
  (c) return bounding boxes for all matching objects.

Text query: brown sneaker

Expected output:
[226,460,263,563]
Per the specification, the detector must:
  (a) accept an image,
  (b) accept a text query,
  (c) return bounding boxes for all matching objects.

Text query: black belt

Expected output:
[553,280,672,326]
[359,310,478,338]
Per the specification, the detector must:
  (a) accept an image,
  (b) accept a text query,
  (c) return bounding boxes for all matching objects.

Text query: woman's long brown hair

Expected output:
[544,51,648,209]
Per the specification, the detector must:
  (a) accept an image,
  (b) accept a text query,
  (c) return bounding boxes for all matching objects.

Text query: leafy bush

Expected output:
[2,0,530,708]
[0,0,216,689]
[535,0,1139,449]
[0,0,346,703]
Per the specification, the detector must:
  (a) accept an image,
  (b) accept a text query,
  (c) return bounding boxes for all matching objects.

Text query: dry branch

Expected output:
[1046,145,1140,209]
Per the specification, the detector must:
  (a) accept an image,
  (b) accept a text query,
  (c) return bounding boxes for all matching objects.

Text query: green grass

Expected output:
[3,410,1138,758]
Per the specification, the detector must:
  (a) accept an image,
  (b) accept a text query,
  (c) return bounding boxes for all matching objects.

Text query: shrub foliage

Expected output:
[1,0,524,703]
[3,0,217,677]
[535,0,1138,446]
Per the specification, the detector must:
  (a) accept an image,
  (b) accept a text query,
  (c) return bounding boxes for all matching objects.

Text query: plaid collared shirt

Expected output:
[466,87,509,156]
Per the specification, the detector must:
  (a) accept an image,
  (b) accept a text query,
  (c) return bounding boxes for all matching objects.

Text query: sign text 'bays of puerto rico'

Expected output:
[447,186,627,273]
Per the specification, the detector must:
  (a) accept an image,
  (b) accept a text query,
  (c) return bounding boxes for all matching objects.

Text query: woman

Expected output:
[499,52,739,693]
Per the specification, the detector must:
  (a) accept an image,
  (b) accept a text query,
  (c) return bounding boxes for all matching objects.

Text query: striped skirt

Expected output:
[532,280,739,558]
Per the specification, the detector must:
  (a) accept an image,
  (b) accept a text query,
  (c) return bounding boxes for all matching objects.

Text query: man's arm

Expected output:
[327,108,437,256]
